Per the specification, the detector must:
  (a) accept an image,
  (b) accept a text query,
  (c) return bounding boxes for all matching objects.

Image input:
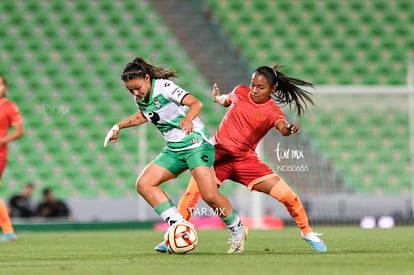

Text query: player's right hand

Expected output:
[104,124,120,148]
[286,123,300,134]
[212,83,220,102]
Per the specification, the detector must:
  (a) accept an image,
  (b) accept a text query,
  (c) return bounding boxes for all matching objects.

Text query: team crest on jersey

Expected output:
[154,97,161,109]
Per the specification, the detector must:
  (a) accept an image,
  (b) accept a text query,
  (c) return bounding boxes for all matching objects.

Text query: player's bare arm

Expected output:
[104,111,147,147]
[0,123,23,146]
[180,94,202,135]
[212,83,230,107]
[117,111,148,129]
[275,120,300,136]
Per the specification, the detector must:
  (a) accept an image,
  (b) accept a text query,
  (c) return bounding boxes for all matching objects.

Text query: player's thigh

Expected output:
[252,175,281,193]
[190,165,218,196]
[186,143,217,194]
[137,162,176,188]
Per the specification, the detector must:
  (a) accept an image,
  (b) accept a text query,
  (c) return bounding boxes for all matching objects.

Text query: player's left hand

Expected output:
[179,119,194,135]
[286,123,300,134]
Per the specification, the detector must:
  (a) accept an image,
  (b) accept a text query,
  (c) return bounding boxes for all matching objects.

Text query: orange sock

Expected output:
[177,177,201,220]
[269,179,312,235]
[0,199,14,234]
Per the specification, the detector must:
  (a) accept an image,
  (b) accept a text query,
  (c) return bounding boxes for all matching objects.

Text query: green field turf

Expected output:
[1,226,413,275]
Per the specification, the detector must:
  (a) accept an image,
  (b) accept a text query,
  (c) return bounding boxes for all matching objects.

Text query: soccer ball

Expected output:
[165,222,198,254]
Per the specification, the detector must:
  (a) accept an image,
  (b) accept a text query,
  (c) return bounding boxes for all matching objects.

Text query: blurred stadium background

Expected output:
[0,0,413,226]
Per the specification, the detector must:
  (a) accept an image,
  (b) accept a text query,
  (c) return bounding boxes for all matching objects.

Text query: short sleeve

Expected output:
[161,80,189,105]
[226,85,242,104]
[9,103,22,125]
[273,107,287,131]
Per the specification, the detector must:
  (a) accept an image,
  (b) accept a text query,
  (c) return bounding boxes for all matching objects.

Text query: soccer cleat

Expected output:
[227,226,248,253]
[0,233,17,242]
[154,240,170,254]
[301,232,327,252]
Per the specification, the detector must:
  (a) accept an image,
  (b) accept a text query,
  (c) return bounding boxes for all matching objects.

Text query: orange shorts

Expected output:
[214,147,277,191]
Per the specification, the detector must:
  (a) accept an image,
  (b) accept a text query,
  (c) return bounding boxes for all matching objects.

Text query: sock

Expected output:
[222,211,243,239]
[0,199,14,234]
[154,200,185,226]
[269,179,312,235]
[177,177,201,220]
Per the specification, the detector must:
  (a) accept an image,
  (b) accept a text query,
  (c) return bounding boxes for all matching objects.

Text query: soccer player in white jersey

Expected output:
[104,57,247,253]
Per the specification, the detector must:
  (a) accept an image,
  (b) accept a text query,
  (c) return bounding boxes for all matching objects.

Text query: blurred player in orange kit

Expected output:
[175,65,327,252]
[0,74,24,242]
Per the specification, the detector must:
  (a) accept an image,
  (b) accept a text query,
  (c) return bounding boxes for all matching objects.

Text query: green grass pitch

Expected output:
[1,226,413,274]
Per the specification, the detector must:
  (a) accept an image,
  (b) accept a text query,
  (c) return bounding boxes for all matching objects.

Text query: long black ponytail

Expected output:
[255,65,315,117]
[121,57,178,82]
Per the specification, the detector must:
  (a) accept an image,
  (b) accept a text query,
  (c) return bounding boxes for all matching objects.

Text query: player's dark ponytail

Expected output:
[0,74,8,98]
[255,65,315,117]
[121,57,178,81]
[0,74,7,86]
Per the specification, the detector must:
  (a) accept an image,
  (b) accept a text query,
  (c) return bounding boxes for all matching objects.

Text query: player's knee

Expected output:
[135,180,147,196]
[200,191,218,206]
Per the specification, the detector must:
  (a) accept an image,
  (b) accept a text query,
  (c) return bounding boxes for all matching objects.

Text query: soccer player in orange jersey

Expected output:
[0,74,24,242]
[174,65,327,252]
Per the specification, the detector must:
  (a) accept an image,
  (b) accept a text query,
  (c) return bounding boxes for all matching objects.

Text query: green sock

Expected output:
[154,200,184,226]
[221,211,243,238]
[154,200,175,215]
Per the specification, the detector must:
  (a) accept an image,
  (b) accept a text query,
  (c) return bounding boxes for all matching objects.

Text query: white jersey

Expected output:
[135,79,211,151]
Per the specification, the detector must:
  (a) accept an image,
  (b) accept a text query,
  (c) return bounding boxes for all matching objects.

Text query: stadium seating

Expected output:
[298,96,410,195]
[1,0,412,199]
[0,0,220,199]
[202,0,412,195]
[204,0,413,85]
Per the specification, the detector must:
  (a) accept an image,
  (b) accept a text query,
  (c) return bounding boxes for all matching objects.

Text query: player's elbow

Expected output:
[13,124,24,139]
[17,128,24,138]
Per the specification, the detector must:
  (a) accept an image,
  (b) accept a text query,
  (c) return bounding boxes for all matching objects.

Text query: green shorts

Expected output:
[152,142,215,176]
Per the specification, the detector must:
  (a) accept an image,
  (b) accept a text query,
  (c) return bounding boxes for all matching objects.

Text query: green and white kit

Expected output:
[135,78,212,151]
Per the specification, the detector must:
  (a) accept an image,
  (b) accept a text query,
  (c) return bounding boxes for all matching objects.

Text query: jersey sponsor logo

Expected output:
[201,155,209,162]
[171,87,184,97]
[148,111,160,124]
[283,199,299,217]
[190,138,199,144]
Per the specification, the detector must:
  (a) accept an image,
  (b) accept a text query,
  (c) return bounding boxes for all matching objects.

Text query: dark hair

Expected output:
[0,74,7,86]
[42,188,52,196]
[255,65,315,117]
[121,57,178,82]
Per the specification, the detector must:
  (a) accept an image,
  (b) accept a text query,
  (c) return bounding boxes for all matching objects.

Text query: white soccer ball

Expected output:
[165,222,198,254]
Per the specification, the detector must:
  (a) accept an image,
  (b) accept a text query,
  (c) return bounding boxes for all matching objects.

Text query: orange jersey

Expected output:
[0,98,22,159]
[213,85,286,155]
